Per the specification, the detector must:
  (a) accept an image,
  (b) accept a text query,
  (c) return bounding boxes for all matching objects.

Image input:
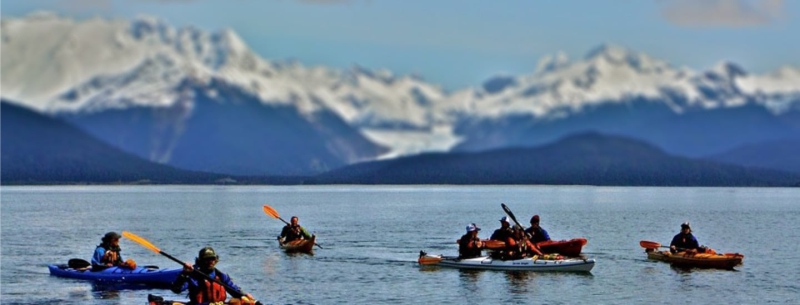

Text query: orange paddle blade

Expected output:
[639,240,661,249]
[122,231,161,253]
[418,256,443,265]
[262,205,280,219]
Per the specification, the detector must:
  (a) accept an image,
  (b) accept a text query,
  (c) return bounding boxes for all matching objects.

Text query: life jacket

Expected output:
[505,237,517,247]
[96,245,122,266]
[191,272,227,304]
[458,234,483,258]
[282,225,306,242]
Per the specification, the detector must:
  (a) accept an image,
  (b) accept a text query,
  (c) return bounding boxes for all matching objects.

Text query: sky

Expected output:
[2,0,799,90]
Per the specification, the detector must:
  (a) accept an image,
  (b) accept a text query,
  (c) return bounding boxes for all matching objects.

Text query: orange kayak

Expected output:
[458,238,587,257]
[279,235,316,254]
[645,249,744,269]
[536,238,588,257]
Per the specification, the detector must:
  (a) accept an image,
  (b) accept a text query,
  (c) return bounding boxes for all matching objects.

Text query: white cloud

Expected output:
[660,0,785,27]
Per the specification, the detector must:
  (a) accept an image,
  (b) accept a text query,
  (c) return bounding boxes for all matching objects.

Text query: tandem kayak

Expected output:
[48,264,182,286]
[418,251,595,272]
[537,238,588,257]
[279,235,316,254]
[644,249,744,269]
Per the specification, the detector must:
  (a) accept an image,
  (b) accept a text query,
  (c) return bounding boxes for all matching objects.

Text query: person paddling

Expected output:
[490,216,525,259]
[525,215,551,244]
[279,216,313,244]
[91,232,136,269]
[458,223,485,259]
[171,247,255,305]
[670,222,703,253]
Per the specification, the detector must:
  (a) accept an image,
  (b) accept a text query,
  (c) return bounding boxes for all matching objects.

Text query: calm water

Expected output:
[1,186,799,304]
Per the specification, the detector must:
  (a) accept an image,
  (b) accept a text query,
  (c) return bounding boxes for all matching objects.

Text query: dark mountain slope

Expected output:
[313,132,800,186]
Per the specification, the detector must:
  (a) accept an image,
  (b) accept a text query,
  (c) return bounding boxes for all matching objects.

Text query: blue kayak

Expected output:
[48,264,182,287]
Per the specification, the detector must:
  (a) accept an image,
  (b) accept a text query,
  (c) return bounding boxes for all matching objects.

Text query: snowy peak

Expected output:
[442,43,800,121]
[0,11,444,124]
[129,14,173,42]
[711,61,748,78]
[535,52,570,74]
[583,44,673,74]
[481,75,517,94]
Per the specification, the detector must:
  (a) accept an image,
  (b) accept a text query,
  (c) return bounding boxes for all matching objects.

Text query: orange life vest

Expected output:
[192,274,227,304]
[505,237,517,247]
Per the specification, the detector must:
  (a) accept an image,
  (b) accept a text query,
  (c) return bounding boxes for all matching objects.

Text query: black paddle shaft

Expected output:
[501,203,539,250]
[501,203,525,229]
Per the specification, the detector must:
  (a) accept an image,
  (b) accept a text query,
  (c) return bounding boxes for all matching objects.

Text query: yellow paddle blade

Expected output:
[262,205,280,219]
[122,231,161,253]
[639,240,661,249]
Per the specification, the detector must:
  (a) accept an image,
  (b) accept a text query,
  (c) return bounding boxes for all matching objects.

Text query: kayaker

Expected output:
[670,222,701,253]
[458,223,484,259]
[525,215,551,243]
[490,216,515,243]
[279,216,313,244]
[91,232,135,269]
[171,247,255,305]
[490,216,525,259]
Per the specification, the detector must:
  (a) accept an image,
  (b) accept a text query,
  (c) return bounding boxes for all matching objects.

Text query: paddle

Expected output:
[501,203,524,229]
[121,231,262,305]
[262,205,322,249]
[639,240,687,251]
[68,258,158,270]
[68,258,91,269]
[500,203,542,256]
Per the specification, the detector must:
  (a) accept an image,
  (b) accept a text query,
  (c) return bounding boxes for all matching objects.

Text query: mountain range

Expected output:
[4,102,797,186]
[0,100,306,184]
[2,12,799,179]
[313,132,800,186]
[1,100,219,184]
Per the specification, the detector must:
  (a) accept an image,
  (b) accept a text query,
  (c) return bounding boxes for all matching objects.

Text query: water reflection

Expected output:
[91,288,120,300]
[669,265,740,274]
[505,271,534,294]
[284,251,314,257]
[457,269,482,298]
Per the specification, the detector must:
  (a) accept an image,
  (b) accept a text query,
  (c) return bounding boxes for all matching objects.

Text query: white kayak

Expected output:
[418,252,595,272]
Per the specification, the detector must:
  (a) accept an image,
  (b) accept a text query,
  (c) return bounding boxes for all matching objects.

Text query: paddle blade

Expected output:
[68,258,91,269]
[262,205,280,219]
[418,255,443,265]
[122,231,161,254]
[501,203,519,224]
[639,240,661,249]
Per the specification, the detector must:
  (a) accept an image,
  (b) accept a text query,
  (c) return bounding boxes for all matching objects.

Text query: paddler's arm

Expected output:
[170,263,193,293]
[540,228,550,241]
[91,247,105,266]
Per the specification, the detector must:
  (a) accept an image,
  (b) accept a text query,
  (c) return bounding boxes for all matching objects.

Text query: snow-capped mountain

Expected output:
[1,12,453,159]
[440,44,800,121]
[0,12,445,123]
[2,12,800,171]
[446,45,800,156]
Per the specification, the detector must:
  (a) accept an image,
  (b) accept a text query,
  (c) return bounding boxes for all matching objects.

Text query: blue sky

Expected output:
[3,0,798,90]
